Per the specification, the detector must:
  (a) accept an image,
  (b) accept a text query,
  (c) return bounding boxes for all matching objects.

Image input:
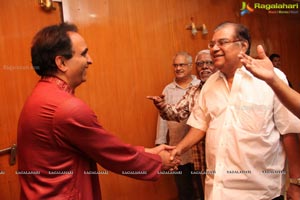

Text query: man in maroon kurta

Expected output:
[17,23,176,199]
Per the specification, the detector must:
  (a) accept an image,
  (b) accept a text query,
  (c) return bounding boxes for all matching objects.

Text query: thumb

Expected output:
[146,96,155,100]
[257,45,267,59]
[169,149,177,161]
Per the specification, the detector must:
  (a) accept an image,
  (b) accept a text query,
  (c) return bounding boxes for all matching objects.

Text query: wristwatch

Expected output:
[289,178,300,186]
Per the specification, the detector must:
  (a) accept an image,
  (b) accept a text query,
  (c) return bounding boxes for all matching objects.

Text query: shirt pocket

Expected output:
[236,101,270,133]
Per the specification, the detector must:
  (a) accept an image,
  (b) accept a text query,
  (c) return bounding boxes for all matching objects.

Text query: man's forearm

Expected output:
[268,75,300,118]
[176,127,205,155]
[282,133,300,178]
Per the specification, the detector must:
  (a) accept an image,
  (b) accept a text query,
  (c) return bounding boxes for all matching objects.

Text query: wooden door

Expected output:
[0,1,61,199]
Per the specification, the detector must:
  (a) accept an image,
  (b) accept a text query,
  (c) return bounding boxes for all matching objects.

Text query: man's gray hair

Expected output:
[195,49,210,62]
[173,51,193,64]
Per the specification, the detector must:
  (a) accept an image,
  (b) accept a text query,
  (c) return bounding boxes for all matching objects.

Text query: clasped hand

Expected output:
[146,144,181,171]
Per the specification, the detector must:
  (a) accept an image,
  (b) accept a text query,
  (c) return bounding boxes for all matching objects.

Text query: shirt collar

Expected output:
[235,66,254,79]
[172,75,199,89]
[41,76,74,94]
[218,66,253,79]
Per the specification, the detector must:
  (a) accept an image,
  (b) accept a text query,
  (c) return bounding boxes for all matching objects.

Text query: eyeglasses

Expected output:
[208,39,241,49]
[195,61,213,67]
[173,63,190,67]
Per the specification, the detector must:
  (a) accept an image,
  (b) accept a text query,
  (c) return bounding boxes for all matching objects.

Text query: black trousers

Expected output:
[272,195,284,200]
[174,163,204,200]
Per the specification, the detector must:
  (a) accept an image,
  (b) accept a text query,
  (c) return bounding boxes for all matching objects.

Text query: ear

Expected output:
[55,56,68,72]
[241,40,249,54]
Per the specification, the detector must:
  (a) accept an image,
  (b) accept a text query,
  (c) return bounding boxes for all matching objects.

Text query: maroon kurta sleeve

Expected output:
[53,97,162,180]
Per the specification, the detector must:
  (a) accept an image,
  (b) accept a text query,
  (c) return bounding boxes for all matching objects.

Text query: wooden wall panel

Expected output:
[0,1,61,199]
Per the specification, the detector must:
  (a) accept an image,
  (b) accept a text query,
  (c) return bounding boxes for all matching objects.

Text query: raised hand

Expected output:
[238,45,276,83]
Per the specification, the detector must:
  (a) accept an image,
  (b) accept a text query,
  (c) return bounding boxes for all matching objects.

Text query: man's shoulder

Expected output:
[162,81,177,92]
[52,96,99,129]
[187,84,201,93]
[202,72,220,87]
[54,96,94,122]
[59,97,90,113]
[163,76,200,91]
[165,80,176,87]
[191,75,201,86]
[274,67,287,80]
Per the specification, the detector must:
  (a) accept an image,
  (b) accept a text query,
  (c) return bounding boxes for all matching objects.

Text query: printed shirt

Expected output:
[187,67,300,200]
[156,75,200,165]
[158,82,206,171]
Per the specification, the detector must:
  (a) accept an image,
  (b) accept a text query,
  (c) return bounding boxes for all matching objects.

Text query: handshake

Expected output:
[145,144,181,171]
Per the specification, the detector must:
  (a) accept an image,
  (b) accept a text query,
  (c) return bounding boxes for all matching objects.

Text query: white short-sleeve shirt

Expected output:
[187,66,300,200]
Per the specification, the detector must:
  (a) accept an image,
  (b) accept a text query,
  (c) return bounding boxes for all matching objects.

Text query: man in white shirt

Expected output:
[170,22,300,200]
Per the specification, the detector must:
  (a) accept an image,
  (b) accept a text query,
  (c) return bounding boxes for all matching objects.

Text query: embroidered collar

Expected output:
[41,76,74,94]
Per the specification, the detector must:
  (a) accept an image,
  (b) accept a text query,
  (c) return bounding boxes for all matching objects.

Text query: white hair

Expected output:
[195,49,210,62]
[173,51,193,64]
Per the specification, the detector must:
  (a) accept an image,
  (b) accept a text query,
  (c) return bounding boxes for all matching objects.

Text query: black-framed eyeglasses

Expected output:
[196,61,213,67]
[173,63,190,67]
[208,39,241,49]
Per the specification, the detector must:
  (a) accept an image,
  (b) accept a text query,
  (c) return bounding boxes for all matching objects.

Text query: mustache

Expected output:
[200,69,212,73]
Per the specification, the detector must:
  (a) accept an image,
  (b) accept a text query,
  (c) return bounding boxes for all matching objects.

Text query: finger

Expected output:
[159,94,165,99]
[238,51,245,58]
[173,160,181,166]
[162,145,176,150]
[238,55,247,65]
[146,96,155,100]
[155,97,163,102]
[169,149,177,161]
[154,145,164,152]
[238,51,250,60]
[256,45,267,59]
[238,53,249,66]
[239,55,254,70]
[175,157,182,163]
